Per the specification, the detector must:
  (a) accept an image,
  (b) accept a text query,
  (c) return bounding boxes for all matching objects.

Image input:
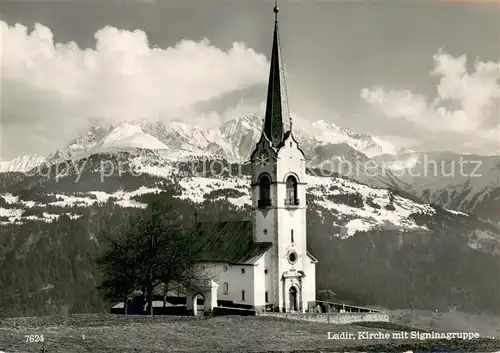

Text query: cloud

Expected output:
[0,21,269,158]
[161,100,266,131]
[373,135,420,150]
[360,50,500,154]
[220,100,266,120]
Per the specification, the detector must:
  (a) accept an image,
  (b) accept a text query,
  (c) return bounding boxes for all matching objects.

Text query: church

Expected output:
[185,3,317,314]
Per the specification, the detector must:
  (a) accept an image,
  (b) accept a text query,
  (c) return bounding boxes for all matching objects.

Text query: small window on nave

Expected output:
[223,282,228,295]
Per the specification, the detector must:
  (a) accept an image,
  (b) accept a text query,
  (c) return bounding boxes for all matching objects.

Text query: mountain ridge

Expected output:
[2,117,498,222]
[1,116,399,170]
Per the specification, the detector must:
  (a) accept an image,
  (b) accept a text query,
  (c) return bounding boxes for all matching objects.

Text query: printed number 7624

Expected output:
[25,334,44,343]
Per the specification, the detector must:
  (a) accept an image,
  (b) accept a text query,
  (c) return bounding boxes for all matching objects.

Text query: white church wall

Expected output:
[303,258,316,307]
[252,258,266,308]
[197,262,257,307]
[265,251,275,307]
[252,251,276,310]
[276,206,307,257]
[228,265,255,306]
[253,206,277,243]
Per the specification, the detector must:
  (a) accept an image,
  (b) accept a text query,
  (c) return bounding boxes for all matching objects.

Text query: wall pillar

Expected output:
[204,279,218,313]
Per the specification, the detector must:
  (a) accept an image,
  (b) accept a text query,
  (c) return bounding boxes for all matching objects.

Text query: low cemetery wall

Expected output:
[213,306,256,316]
[258,311,390,324]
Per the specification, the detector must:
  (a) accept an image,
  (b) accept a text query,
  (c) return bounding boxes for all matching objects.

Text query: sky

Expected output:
[1,0,499,159]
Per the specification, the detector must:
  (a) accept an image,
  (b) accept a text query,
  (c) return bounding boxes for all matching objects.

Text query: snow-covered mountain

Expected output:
[373,151,500,192]
[3,116,404,189]
[0,155,46,173]
[45,123,169,163]
[93,122,169,152]
[3,116,498,222]
[142,120,213,152]
[372,151,500,222]
[212,115,264,161]
[293,119,398,158]
[37,116,397,165]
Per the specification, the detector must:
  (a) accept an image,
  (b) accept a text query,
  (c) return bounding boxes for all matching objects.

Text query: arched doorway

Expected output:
[193,293,205,316]
[288,286,298,312]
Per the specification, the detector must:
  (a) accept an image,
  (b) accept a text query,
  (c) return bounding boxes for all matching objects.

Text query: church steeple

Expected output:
[250,2,315,315]
[263,1,286,147]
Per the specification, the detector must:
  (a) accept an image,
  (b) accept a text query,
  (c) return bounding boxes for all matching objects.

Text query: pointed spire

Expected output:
[263,1,284,146]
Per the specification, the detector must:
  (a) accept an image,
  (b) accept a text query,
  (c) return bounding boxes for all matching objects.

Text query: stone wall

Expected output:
[258,311,390,324]
[213,306,256,316]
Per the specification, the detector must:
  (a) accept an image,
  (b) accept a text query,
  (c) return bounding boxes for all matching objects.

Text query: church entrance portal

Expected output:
[289,286,298,312]
[282,271,305,312]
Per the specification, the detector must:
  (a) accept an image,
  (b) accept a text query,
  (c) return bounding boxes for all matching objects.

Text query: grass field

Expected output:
[0,314,499,353]
[388,309,500,338]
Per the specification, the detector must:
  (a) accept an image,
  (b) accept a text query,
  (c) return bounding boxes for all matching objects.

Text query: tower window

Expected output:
[285,176,298,206]
[242,290,245,301]
[291,229,294,243]
[258,174,271,208]
[223,282,228,295]
[264,269,268,275]
[265,291,269,303]
[241,268,245,274]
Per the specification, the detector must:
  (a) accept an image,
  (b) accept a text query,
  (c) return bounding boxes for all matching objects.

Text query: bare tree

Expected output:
[97,217,140,315]
[97,200,205,315]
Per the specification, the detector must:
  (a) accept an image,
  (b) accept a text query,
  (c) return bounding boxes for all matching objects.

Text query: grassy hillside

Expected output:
[1,314,499,353]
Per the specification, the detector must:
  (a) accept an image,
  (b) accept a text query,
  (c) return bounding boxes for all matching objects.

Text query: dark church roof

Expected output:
[191,221,272,265]
[263,4,285,147]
